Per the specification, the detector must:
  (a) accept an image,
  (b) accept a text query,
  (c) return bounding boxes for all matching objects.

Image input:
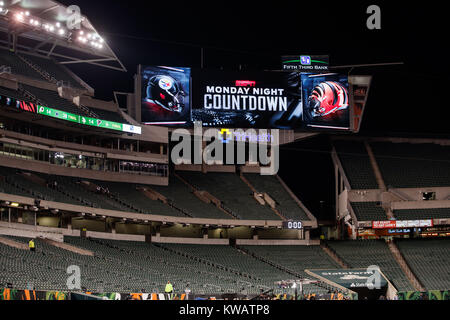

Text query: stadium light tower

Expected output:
[0,0,126,72]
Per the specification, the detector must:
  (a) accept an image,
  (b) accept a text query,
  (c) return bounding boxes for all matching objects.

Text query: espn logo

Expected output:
[235,80,256,87]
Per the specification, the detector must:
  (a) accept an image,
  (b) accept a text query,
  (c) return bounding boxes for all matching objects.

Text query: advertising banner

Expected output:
[396,220,433,228]
[311,269,388,289]
[281,55,329,72]
[0,94,37,113]
[372,221,397,229]
[373,220,433,229]
[398,290,450,301]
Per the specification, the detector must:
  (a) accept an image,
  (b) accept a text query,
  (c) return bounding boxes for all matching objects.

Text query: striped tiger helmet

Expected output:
[308,81,349,117]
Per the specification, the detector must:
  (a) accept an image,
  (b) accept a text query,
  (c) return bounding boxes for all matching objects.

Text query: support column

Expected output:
[155,225,161,240]
[304,229,309,241]
[252,228,258,240]
[335,164,340,221]
[364,141,387,191]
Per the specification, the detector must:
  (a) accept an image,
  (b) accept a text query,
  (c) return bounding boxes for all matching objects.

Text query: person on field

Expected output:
[28,239,35,252]
[165,281,173,294]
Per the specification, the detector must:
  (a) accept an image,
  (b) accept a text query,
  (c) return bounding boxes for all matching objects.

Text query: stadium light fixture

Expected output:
[15,12,24,22]
[0,3,8,16]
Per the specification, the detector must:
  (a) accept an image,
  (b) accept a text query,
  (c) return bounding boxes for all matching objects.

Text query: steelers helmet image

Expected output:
[145,75,186,113]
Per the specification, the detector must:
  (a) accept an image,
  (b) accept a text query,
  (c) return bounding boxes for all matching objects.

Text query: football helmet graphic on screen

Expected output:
[307,81,349,118]
[145,75,186,113]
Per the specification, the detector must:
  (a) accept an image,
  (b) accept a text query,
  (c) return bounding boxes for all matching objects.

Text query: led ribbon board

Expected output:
[0,94,141,134]
[37,106,141,134]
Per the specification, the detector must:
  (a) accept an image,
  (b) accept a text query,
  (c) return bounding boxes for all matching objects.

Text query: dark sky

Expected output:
[57,0,448,220]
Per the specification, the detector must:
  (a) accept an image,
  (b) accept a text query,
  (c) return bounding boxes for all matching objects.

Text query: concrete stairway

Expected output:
[320,242,349,269]
[364,141,386,191]
[239,174,287,221]
[42,238,94,256]
[0,236,28,250]
[174,172,238,219]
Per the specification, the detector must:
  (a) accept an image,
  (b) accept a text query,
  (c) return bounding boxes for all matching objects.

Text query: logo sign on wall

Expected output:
[281,55,329,72]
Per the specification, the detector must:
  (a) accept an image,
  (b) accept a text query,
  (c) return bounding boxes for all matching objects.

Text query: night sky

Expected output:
[57,1,448,220]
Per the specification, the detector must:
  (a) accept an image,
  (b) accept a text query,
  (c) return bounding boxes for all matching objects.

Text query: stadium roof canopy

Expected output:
[0,0,126,71]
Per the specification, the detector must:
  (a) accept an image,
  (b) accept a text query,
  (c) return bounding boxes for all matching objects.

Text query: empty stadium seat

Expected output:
[370,141,450,188]
[396,238,450,290]
[351,202,388,221]
[0,49,44,81]
[21,84,85,116]
[394,208,450,220]
[19,53,86,90]
[244,173,310,220]
[333,140,378,190]
[177,171,281,220]
[326,240,415,292]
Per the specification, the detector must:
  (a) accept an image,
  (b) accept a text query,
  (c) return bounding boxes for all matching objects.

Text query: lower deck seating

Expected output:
[326,240,415,292]
[0,237,347,295]
[396,238,450,290]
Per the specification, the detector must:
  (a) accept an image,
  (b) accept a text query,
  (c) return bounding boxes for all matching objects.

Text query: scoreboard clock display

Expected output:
[282,221,303,229]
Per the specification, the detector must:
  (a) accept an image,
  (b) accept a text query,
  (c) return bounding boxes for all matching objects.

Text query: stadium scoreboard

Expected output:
[282,221,303,230]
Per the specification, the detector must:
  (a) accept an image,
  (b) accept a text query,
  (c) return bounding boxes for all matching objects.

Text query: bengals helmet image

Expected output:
[145,75,186,113]
[307,81,349,118]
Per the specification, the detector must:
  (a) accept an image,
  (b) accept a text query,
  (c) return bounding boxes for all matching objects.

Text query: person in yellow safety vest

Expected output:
[28,239,35,252]
[165,281,173,294]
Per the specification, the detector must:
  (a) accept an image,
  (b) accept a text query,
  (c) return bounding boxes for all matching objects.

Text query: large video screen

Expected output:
[301,73,350,129]
[141,66,191,125]
[139,66,350,130]
[191,69,301,129]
